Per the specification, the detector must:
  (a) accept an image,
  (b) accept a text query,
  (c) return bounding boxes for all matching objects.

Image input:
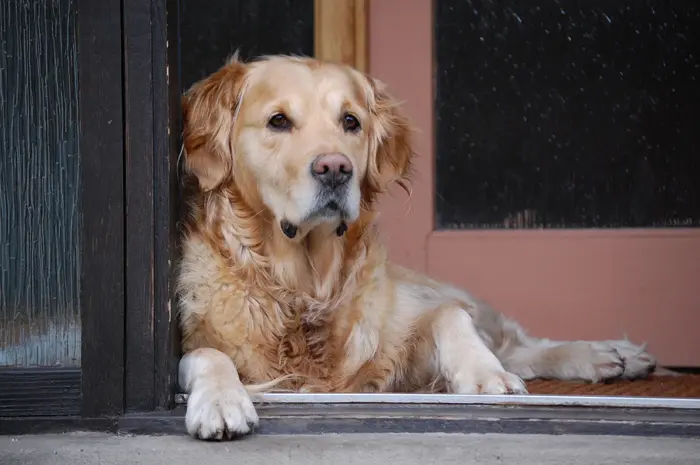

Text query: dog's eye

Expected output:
[342,113,361,133]
[267,113,292,132]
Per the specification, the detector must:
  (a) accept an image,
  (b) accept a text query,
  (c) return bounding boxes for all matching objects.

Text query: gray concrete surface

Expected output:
[1,432,699,465]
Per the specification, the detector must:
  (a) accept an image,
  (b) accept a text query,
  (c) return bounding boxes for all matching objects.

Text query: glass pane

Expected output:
[435,0,700,229]
[0,0,81,367]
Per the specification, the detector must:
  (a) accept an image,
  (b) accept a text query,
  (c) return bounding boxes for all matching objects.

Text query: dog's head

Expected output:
[182,55,413,240]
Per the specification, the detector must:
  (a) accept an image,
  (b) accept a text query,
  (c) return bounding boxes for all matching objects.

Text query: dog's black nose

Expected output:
[311,153,353,187]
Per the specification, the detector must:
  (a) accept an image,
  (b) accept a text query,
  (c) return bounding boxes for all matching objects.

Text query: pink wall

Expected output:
[369,0,700,366]
[369,0,434,273]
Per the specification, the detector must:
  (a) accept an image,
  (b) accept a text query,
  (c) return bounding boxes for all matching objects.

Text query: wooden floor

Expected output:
[527,374,700,398]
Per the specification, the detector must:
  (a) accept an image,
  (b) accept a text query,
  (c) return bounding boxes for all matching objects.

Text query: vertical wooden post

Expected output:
[314,0,368,71]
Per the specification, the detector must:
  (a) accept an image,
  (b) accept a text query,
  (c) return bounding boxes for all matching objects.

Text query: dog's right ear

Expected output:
[181,57,247,191]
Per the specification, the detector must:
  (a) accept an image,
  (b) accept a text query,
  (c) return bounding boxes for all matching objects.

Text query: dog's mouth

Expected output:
[279,218,348,239]
[319,199,342,216]
[280,199,349,239]
[308,195,350,222]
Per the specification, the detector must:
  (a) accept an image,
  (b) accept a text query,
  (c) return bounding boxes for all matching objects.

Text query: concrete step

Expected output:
[1,432,699,465]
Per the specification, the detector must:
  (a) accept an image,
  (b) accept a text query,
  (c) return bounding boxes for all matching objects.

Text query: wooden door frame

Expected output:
[314,0,367,71]
[0,0,180,433]
[122,0,181,414]
[0,0,127,426]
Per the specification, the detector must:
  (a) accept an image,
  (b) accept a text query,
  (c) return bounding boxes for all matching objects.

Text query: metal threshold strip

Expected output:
[175,392,700,410]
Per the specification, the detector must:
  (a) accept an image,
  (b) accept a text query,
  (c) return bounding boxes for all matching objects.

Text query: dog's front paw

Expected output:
[186,382,258,440]
[453,368,527,395]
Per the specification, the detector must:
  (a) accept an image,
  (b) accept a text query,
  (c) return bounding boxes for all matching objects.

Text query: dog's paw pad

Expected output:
[454,369,528,395]
[186,384,258,441]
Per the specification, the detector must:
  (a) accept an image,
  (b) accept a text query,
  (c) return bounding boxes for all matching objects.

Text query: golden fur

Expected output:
[176,55,657,440]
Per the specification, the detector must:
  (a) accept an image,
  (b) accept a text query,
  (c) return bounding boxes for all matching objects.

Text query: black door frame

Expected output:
[121,0,181,415]
[81,0,181,418]
[0,0,180,434]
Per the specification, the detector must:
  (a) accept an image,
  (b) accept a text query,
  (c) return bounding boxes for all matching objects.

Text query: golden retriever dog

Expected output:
[176,55,657,440]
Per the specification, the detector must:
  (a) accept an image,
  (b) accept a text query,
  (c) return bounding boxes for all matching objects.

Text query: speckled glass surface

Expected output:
[435,0,700,229]
[179,0,314,90]
[0,0,81,366]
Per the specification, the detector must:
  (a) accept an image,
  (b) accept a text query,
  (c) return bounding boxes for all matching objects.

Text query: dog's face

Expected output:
[182,56,412,239]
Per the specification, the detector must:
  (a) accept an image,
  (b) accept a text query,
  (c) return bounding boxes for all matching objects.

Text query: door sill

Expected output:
[175,392,700,410]
[118,402,700,438]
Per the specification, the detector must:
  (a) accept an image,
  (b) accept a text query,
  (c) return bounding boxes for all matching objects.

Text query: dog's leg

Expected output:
[432,304,527,394]
[501,337,657,382]
[179,348,258,440]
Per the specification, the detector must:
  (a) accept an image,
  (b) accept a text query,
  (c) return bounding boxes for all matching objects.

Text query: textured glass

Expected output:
[0,0,81,367]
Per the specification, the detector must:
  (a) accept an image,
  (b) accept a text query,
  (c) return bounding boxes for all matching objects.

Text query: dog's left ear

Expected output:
[364,77,414,197]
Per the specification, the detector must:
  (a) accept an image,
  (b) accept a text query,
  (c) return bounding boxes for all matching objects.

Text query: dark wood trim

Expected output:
[77,0,126,417]
[152,0,182,411]
[123,0,157,413]
[0,369,81,417]
[121,0,181,413]
[0,417,115,436]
